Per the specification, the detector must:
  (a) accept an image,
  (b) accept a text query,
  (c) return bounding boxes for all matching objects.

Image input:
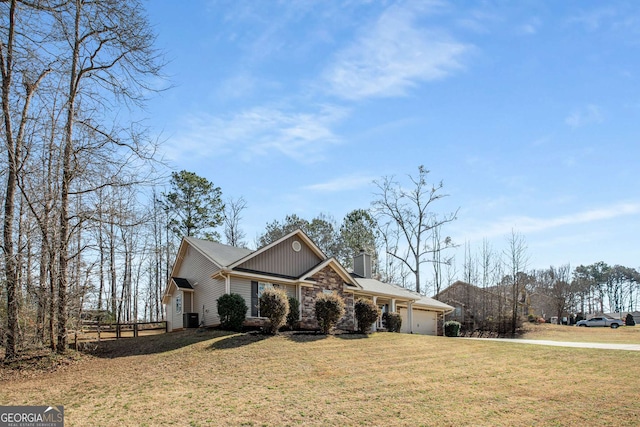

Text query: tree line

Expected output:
[2,1,634,361]
[454,235,640,334]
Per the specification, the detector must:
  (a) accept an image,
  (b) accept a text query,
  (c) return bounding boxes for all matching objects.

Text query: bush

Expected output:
[315,292,345,334]
[259,288,289,334]
[287,297,300,330]
[217,293,247,331]
[382,312,402,332]
[444,320,461,337]
[626,313,636,326]
[354,299,380,333]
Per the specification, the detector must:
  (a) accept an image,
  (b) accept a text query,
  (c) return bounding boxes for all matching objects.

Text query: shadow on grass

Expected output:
[282,331,328,344]
[282,330,372,343]
[208,332,270,350]
[85,328,235,359]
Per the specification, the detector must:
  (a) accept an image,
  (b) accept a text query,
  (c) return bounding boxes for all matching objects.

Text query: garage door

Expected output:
[397,307,437,335]
[412,310,437,335]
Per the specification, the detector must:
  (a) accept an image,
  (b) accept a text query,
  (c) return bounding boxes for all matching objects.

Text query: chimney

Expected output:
[353,249,372,279]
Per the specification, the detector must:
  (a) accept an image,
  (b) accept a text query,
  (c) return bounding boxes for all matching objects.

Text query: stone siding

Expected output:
[299,266,355,331]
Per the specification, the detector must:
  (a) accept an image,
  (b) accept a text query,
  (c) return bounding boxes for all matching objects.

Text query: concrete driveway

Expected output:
[462,337,640,351]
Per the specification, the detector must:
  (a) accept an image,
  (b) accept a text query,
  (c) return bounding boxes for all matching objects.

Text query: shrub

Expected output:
[383,312,402,332]
[354,299,380,333]
[626,313,636,326]
[287,297,300,330]
[217,293,247,331]
[259,288,290,334]
[444,320,461,337]
[315,292,345,334]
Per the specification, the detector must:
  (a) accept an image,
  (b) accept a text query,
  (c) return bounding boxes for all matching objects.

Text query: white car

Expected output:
[575,317,623,328]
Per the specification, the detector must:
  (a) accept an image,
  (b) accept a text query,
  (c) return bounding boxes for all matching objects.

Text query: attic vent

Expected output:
[292,240,301,252]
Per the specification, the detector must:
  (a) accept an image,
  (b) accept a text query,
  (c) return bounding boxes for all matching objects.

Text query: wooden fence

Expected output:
[74,320,167,343]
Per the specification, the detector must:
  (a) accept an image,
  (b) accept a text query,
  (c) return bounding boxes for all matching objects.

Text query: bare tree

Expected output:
[224,196,247,247]
[372,166,457,294]
[1,0,54,360]
[503,230,529,335]
[541,264,573,324]
[52,0,163,352]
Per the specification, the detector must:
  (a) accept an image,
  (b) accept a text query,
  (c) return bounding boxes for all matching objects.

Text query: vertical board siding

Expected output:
[229,278,297,317]
[230,277,252,316]
[281,284,296,299]
[175,246,223,327]
[237,236,321,277]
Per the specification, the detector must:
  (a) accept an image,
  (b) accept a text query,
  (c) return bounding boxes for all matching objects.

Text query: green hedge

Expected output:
[444,320,461,337]
[382,312,402,333]
[626,313,636,326]
[287,297,300,330]
[315,292,345,334]
[354,298,380,333]
[217,293,247,331]
[259,288,290,334]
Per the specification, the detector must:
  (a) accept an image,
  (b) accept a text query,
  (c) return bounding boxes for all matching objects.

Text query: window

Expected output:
[251,281,278,317]
[175,295,182,314]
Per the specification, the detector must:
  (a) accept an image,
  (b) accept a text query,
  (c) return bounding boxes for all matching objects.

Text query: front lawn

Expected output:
[520,322,640,344]
[2,330,638,426]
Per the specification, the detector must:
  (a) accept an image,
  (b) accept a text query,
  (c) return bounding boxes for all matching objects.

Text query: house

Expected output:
[435,280,520,331]
[603,311,640,325]
[162,229,453,335]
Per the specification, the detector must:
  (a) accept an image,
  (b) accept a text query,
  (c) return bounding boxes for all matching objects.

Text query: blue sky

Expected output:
[145,0,640,277]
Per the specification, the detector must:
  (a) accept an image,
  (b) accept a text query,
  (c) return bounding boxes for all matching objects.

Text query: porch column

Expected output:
[407,301,414,333]
[372,296,378,332]
[390,299,396,312]
[225,274,231,294]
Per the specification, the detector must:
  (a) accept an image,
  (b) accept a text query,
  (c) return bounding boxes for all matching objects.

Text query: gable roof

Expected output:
[353,276,454,312]
[303,257,360,288]
[172,277,194,290]
[185,236,253,268]
[228,228,325,269]
[354,278,416,300]
[412,294,456,312]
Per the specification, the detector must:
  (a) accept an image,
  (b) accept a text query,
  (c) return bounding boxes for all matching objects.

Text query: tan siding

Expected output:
[176,245,223,327]
[230,277,252,316]
[281,284,296,299]
[237,236,322,277]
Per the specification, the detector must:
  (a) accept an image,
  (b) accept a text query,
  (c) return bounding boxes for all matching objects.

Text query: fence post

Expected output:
[134,323,138,338]
[116,324,121,339]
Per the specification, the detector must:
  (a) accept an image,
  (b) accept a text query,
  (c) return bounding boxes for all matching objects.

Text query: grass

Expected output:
[2,329,639,426]
[520,322,640,344]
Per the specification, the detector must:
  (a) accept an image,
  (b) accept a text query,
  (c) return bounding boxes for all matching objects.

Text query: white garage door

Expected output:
[412,310,437,335]
[397,307,437,335]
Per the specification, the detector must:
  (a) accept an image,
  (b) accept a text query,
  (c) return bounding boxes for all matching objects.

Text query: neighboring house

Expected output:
[603,312,640,324]
[435,281,520,331]
[162,229,453,335]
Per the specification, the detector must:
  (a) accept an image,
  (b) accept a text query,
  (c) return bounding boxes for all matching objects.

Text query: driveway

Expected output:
[462,337,640,351]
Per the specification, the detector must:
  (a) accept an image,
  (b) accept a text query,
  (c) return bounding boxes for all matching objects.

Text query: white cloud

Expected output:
[517,17,541,35]
[163,104,349,163]
[322,1,470,100]
[461,202,640,242]
[568,8,617,31]
[565,104,604,128]
[304,174,376,192]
